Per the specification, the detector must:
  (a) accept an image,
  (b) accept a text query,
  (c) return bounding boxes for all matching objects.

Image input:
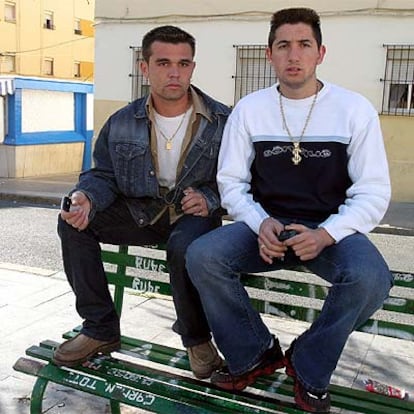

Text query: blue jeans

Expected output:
[186,221,393,393]
[58,197,221,348]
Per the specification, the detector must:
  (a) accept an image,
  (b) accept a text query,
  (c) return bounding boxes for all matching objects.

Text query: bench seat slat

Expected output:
[50,332,414,414]
[24,343,302,414]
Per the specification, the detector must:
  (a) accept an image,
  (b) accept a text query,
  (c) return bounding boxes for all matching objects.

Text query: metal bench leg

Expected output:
[110,399,121,414]
[30,377,48,414]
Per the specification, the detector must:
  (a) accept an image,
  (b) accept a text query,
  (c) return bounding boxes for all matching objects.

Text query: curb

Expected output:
[372,226,414,237]
[0,262,58,276]
[0,192,61,207]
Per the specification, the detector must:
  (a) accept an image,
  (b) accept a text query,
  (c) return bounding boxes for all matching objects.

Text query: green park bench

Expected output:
[14,240,414,413]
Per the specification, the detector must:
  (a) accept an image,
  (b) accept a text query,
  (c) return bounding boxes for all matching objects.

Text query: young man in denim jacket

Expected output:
[53,25,230,380]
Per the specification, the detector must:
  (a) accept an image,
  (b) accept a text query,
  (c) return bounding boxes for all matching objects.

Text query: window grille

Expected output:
[233,45,276,104]
[381,45,414,116]
[130,46,150,101]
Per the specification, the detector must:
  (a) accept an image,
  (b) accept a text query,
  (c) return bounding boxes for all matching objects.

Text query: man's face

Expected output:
[266,23,325,94]
[140,41,195,105]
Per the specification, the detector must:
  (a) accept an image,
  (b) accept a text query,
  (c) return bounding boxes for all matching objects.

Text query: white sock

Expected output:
[268,337,274,349]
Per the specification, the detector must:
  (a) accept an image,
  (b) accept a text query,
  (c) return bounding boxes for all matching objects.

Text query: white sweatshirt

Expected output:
[217,81,391,242]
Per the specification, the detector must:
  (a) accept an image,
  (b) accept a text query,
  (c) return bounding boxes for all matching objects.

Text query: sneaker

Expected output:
[294,379,331,413]
[210,336,285,391]
[285,341,331,413]
[187,340,223,379]
[52,333,120,367]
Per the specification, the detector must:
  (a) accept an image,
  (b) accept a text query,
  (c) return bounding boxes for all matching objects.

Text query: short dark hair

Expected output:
[141,25,196,62]
[268,8,322,48]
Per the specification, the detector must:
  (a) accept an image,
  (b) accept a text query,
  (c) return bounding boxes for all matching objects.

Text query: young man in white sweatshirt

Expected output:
[186,7,393,413]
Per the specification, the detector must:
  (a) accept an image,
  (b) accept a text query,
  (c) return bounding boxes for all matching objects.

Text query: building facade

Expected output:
[0,0,95,177]
[94,0,414,201]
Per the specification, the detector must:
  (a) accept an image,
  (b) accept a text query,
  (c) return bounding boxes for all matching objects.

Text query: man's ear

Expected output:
[265,47,272,62]
[140,60,149,79]
[317,45,326,65]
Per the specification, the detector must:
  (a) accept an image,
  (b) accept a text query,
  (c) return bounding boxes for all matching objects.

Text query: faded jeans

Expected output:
[186,221,393,393]
[58,197,221,348]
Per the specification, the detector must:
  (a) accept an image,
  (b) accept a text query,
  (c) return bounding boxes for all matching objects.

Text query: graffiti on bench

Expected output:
[135,256,167,273]
[64,370,156,407]
[132,278,161,294]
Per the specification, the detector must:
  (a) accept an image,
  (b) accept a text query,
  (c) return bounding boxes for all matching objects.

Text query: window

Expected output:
[74,61,81,77]
[4,2,16,22]
[74,19,82,35]
[130,46,150,101]
[44,10,55,30]
[1,54,16,72]
[381,45,414,116]
[233,45,276,104]
[43,58,54,75]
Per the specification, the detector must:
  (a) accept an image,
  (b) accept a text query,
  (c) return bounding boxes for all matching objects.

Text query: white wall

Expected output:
[94,14,414,109]
[21,90,74,132]
[96,0,414,20]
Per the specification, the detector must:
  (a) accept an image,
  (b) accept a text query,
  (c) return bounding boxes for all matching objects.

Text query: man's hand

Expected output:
[181,187,208,217]
[283,224,335,261]
[258,217,287,264]
[60,191,91,231]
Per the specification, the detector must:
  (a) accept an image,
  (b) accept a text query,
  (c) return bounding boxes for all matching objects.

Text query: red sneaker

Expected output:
[285,340,331,413]
[210,336,285,391]
[294,379,331,413]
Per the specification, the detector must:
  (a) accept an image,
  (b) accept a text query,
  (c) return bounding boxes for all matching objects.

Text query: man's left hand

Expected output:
[181,187,208,217]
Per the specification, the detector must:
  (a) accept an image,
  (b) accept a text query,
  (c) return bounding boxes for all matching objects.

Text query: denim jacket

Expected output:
[75,86,230,227]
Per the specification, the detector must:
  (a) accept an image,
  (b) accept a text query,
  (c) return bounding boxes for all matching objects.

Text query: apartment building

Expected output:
[0,0,95,177]
[0,0,94,80]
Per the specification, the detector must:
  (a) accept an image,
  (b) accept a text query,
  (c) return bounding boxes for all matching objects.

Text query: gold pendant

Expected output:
[165,140,173,150]
[292,142,302,165]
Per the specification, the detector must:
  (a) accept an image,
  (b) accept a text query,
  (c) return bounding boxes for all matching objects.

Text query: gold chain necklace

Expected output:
[154,113,186,150]
[279,83,319,165]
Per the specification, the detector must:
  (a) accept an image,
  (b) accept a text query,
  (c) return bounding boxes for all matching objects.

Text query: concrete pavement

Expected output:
[1,262,414,413]
[0,173,413,413]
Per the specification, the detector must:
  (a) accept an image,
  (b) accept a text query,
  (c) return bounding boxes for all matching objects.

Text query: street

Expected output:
[0,199,413,275]
[0,200,63,272]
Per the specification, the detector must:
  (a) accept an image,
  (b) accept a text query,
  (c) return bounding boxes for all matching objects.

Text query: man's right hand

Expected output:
[258,217,287,264]
[61,191,91,231]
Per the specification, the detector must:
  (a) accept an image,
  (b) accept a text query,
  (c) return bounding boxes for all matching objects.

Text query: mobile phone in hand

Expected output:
[61,196,72,212]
